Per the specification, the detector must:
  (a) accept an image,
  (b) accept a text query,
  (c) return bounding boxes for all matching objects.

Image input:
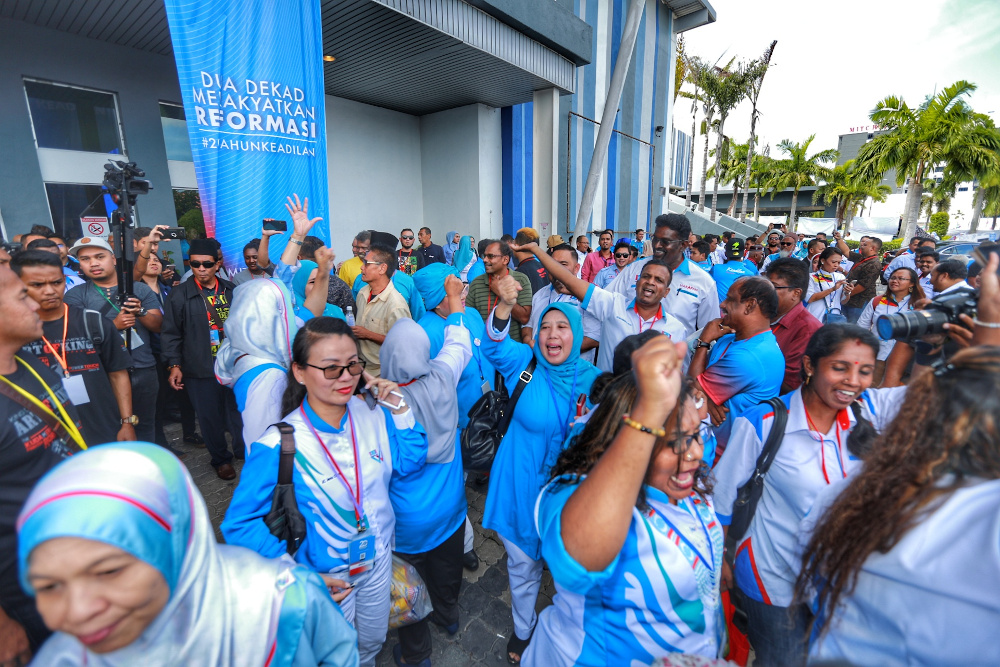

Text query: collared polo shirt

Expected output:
[582,284,686,372]
[604,258,719,337]
[770,302,822,390]
[355,280,411,377]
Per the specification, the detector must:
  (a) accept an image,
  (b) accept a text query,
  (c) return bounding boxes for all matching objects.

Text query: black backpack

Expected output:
[460,359,536,472]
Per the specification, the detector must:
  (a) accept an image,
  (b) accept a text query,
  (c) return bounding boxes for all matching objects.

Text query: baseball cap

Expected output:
[546,234,565,249]
[69,236,115,257]
[725,238,745,261]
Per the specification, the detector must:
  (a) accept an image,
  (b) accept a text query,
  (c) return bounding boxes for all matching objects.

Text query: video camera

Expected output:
[101,161,151,344]
[876,287,978,341]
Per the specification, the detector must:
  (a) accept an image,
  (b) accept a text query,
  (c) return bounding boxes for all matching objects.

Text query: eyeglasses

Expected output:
[188,260,217,269]
[651,237,683,248]
[665,431,703,455]
[363,259,384,267]
[614,252,630,259]
[751,245,764,251]
[400,235,414,240]
[888,276,913,281]
[304,360,366,379]
[780,242,795,247]
[772,285,797,290]
[483,253,504,260]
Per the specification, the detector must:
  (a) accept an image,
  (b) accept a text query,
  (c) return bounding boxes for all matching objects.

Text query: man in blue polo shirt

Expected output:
[710,238,758,304]
[688,276,784,448]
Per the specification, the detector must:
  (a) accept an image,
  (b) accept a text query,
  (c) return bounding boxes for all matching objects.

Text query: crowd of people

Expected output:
[1,207,999,667]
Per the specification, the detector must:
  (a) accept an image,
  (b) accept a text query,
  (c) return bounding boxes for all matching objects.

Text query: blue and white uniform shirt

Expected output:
[711,387,905,607]
[528,477,724,667]
[605,258,720,337]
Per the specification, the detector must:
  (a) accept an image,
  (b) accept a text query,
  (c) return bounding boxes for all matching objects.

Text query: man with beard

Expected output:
[603,213,719,337]
[689,276,784,449]
[760,234,797,273]
[397,227,424,276]
[514,242,685,373]
[520,244,600,362]
[231,238,275,285]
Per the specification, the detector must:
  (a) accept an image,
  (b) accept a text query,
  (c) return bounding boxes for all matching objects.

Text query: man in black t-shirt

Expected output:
[13,250,135,445]
[162,239,244,480]
[0,263,83,662]
[512,227,548,294]
[65,237,163,442]
[397,227,425,276]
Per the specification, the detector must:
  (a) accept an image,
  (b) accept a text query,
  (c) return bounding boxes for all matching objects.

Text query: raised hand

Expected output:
[496,274,522,306]
[314,245,335,272]
[284,194,323,238]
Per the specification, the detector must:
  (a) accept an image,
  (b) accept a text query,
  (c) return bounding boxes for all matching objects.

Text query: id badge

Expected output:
[120,327,144,349]
[209,328,221,347]
[347,533,376,578]
[63,374,90,405]
[480,381,490,395]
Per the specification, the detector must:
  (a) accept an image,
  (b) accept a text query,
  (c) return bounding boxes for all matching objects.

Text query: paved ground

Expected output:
[165,421,555,666]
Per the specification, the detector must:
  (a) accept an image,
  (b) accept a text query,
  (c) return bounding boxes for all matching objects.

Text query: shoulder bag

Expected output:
[264,423,308,556]
[460,358,536,472]
[724,396,788,567]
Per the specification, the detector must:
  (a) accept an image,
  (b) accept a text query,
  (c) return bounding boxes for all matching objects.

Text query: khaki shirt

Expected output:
[355,280,411,377]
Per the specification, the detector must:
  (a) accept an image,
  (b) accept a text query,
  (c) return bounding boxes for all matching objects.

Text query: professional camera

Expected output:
[876,287,978,341]
[103,161,151,199]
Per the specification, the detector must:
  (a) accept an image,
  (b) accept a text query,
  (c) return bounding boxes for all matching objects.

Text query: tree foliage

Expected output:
[929,211,950,237]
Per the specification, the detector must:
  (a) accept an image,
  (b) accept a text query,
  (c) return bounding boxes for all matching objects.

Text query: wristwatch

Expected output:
[137,307,148,317]
[121,415,139,425]
[695,339,713,351]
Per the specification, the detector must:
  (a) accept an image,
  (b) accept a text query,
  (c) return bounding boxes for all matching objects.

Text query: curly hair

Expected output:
[549,372,711,509]
[795,346,1000,636]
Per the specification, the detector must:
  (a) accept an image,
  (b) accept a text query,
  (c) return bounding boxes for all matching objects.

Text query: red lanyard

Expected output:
[803,403,847,484]
[299,406,367,532]
[197,277,220,296]
[41,304,70,377]
[486,271,507,315]
[634,302,663,333]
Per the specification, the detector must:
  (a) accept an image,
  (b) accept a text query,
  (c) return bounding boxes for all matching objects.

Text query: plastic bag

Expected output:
[388,555,433,629]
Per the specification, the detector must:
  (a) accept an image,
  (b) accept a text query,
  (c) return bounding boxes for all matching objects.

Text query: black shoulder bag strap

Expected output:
[198,284,227,340]
[497,358,537,437]
[276,422,296,484]
[724,396,788,567]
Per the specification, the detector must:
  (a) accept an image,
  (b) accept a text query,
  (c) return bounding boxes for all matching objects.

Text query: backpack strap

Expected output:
[497,357,537,437]
[82,308,106,347]
[755,396,789,479]
[276,422,296,485]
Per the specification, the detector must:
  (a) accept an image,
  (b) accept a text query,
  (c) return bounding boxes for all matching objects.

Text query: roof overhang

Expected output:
[661,0,717,33]
[1,0,583,115]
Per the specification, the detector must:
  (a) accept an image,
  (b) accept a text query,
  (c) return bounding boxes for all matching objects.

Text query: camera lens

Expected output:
[876,310,950,341]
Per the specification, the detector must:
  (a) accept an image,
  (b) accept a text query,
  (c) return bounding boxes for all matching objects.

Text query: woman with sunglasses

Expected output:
[222,317,428,667]
[856,267,924,384]
[523,336,725,666]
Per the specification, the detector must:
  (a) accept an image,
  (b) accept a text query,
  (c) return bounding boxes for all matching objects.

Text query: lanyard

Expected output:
[41,305,70,377]
[634,302,663,333]
[803,403,847,484]
[486,271,508,317]
[299,406,366,532]
[0,356,86,450]
[92,284,120,313]
[650,497,716,573]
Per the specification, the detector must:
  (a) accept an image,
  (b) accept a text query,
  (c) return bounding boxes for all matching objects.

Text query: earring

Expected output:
[805,373,812,385]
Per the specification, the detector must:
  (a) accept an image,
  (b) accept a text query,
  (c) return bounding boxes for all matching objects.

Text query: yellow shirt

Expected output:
[355,280,411,377]
[338,256,363,289]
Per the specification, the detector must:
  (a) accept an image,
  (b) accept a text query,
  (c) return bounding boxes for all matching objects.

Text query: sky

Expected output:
[679,0,1000,159]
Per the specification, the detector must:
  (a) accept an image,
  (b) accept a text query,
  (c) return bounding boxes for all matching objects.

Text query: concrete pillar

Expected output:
[532,88,560,240]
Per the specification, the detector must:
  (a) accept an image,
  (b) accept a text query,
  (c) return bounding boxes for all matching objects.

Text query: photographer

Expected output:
[64,237,163,442]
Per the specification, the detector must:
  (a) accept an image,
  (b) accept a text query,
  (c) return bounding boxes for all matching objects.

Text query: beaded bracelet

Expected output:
[621,414,666,437]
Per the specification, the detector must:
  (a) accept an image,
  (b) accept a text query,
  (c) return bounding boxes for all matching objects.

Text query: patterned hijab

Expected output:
[17,443,349,666]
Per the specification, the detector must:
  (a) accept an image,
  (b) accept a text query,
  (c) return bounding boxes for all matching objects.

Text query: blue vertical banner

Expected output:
[163,0,329,270]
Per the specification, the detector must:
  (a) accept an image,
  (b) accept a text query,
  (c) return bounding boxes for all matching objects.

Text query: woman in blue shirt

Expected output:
[380,274,472,667]
[292,258,345,323]
[222,317,427,667]
[18,442,359,666]
[525,335,723,666]
[481,275,602,663]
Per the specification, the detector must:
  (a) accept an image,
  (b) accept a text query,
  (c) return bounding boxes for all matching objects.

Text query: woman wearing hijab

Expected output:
[292,259,345,324]
[215,278,298,447]
[451,236,476,282]
[481,275,602,664]
[223,317,427,667]
[17,442,359,666]
[442,231,460,265]
[380,274,472,667]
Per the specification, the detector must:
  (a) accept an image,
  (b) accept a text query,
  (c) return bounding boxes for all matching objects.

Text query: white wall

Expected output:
[478,105,503,241]
[325,95,424,261]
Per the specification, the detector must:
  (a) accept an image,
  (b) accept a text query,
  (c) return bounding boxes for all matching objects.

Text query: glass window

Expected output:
[160,103,193,162]
[25,80,123,154]
[44,183,109,240]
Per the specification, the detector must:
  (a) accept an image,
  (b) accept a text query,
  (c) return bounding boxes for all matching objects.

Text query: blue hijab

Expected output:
[452,235,474,269]
[532,302,602,402]
[443,230,460,264]
[292,261,344,319]
[413,262,461,310]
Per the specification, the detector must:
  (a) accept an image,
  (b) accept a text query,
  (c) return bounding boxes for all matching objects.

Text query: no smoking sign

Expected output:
[81,216,108,238]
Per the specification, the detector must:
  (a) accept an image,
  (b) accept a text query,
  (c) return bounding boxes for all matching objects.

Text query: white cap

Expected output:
[69,236,115,258]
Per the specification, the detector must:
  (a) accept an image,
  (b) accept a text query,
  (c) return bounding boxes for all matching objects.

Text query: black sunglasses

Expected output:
[304,360,366,379]
[651,237,683,247]
[780,241,795,247]
[614,252,630,259]
[188,260,217,268]
[400,235,414,240]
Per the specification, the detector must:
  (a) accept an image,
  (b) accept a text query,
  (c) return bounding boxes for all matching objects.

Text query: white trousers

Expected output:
[501,535,544,641]
[336,549,392,667]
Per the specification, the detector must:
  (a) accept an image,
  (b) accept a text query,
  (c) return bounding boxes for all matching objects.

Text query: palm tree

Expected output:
[740,40,776,221]
[948,117,1000,232]
[693,59,726,212]
[709,63,751,220]
[767,134,837,230]
[919,177,954,220]
[846,181,892,233]
[707,140,750,217]
[813,160,892,234]
[751,147,774,221]
[682,55,704,209]
[854,80,999,241]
